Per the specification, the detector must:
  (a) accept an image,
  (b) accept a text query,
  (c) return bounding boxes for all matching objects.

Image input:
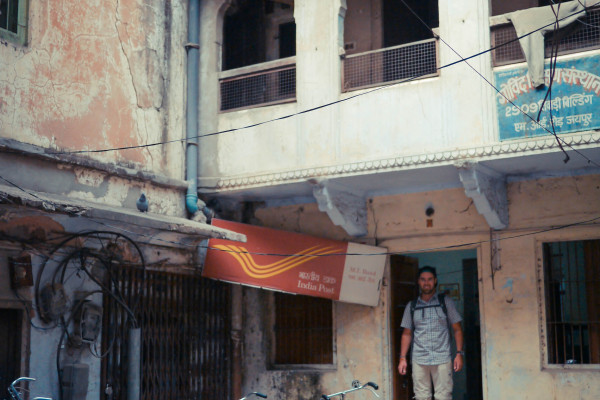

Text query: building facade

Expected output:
[197,1,600,400]
[0,0,244,399]
[1,0,599,399]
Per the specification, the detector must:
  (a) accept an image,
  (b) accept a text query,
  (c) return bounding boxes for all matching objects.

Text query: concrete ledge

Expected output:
[0,183,246,243]
[0,138,188,191]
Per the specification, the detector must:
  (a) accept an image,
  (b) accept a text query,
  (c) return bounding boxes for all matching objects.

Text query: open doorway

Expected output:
[390,250,483,400]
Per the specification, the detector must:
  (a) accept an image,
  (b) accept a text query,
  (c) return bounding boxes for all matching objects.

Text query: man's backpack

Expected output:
[409,292,449,332]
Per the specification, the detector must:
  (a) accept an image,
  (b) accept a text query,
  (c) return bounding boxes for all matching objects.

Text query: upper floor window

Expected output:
[491,0,571,16]
[219,0,296,111]
[342,0,439,92]
[0,0,28,45]
[542,239,600,366]
[490,0,600,66]
[222,0,295,70]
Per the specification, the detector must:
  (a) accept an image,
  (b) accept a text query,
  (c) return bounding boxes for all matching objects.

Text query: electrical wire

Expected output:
[2,170,600,260]
[397,0,599,167]
[55,291,102,400]
[41,4,598,161]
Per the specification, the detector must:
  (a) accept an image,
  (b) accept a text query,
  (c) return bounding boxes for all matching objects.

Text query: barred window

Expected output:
[272,292,335,367]
[0,0,28,45]
[490,1,600,67]
[0,306,26,392]
[342,0,439,92]
[543,240,600,365]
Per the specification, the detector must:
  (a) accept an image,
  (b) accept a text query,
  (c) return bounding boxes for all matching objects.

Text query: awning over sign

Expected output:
[202,219,387,306]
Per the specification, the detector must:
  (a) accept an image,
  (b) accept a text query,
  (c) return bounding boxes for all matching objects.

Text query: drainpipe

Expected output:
[127,328,141,400]
[185,0,200,215]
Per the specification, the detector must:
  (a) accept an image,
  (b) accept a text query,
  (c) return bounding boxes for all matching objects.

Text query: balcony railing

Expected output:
[342,37,439,92]
[491,7,600,67]
[219,57,296,112]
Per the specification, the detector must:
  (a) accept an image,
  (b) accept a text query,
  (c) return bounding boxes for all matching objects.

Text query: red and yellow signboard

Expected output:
[202,219,387,306]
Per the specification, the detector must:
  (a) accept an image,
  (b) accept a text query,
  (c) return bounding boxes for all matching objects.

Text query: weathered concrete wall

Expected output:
[0,0,187,177]
[240,202,390,399]
[0,144,187,216]
[0,203,207,399]
[244,174,600,400]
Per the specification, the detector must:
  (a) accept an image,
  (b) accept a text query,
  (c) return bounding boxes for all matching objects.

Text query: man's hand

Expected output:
[453,354,464,372]
[398,358,408,375]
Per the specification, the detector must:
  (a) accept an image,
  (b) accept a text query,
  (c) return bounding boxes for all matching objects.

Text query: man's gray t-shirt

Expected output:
[400,293,462,365]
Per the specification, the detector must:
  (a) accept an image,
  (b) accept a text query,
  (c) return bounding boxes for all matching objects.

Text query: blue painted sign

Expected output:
[495,55,600,140]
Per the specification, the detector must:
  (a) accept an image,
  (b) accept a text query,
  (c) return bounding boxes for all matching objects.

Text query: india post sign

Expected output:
[495,55,600,140]
[202,219,387,306]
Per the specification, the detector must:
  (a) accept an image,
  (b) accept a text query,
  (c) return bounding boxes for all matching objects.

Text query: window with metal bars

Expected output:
[0,0,28,45]
[0,305,26,394]
[271,292,335,367]
[543,239,600,365]
[101,266,232,399]
[342,0,439,92]
[490,2,600,67]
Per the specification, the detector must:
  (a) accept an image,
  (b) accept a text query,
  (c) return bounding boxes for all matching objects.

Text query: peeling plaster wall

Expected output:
[0,150,186,216]
[243,174,600,400]
[0,205,207,398]
[0,0,187,177]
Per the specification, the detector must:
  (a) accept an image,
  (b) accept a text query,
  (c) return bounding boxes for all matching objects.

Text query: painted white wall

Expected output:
[202,0,496,178]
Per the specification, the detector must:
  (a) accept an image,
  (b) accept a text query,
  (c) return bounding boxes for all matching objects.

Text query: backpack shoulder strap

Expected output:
[438,293,448,317]
[410,299,417,330]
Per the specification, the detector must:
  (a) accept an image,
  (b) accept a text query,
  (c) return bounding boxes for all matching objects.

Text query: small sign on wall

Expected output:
[439,283,460,302]
[495,54,600,140]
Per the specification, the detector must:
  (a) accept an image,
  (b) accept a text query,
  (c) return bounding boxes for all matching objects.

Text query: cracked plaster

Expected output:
[0,0,176,174]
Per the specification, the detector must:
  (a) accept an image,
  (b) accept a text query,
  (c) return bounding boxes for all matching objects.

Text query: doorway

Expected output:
[390,250,483,400]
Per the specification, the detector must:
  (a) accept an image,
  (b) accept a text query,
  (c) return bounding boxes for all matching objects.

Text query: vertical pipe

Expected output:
[231,285,243,400]
[127,328,142,400]
[185,0,200,214]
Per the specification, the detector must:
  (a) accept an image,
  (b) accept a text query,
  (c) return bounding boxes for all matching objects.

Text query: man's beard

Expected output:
[420,286,435,295]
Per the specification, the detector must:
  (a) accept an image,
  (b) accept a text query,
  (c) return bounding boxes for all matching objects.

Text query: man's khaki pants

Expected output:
[412,361,453,400]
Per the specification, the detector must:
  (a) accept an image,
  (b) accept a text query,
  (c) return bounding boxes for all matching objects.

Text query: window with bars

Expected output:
[219,0,296,111]
[0,305,26,393]
[271,292,335,368]
[0,0,28,45]
[490,2,600,67]
[342,0,439,92]
[542,239,600,365]
[102,267,232,399]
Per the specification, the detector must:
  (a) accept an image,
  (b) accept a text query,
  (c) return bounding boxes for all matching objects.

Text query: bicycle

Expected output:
[321,380,379,400]
[7,377,52,400]
[239,392,267,400]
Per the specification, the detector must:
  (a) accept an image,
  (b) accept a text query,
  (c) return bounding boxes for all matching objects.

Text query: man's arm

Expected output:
[452,322,464,372]
[397,328,412,375]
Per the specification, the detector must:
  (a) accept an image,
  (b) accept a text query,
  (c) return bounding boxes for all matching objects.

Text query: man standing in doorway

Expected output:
[397,266,464,400]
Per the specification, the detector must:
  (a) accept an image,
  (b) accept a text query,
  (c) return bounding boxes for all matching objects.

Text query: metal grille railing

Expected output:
[343,39,438,92]
[491,8,600,66]
[220,65,296,111]
[102,266,231,399]
[544,240,600,365]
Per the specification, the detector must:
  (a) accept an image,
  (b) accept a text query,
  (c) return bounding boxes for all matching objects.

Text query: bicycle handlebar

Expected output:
[11,377,35,385]
[239,392,267,399]
[321,381,380,399]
